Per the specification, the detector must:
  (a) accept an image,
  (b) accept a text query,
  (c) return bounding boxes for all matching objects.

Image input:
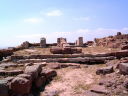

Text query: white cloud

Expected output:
[73,17,90,21]
[24,18,43,23]
[16,27,128,43]
[46,10,63,16]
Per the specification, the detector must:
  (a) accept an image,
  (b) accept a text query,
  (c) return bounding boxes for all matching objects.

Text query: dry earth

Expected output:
[12,46,120,96]
[40,64,106,96]
[14,46,120,56]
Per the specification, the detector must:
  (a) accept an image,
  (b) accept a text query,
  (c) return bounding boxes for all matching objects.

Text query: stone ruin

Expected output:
[75,37,83,46]
[0,62,57,96]
[40,37,46,48]
[21,41,30,49]
[57,37,69,47]
[0,32,128,96]
[95,32,128,48]
[50,37,82,54]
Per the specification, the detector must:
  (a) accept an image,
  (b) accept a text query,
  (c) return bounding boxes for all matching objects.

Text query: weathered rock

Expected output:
[50,47,62,54]
[18,74,32,82]
[21,41,30,49]
[106,60,120,69]
[25,63,34,67]
[17,56,115,64]
[90,85,108,94]
[50,47,82,54]
[121,45,128,50]
[10,53,113,60]
[109,50,128,58]
[4,77,14,89]
[0,80,9,96]
[123,80,128,89]
[0,70,23,76]
[0,49,14,61]
[5,77,14,83]
[0,63,17,68]
[40,69,57,80]
[96,66,114,75]
[35,76,46,88]
[84,90,101,96]
[95,32,128,48]
[41,90,60,96]
[24,64,42,80]
[6,70,23,76]
[0,70,5,76]
[119,63,128,75]
[40,37,46,48]
[11,77,31,95]
[47,63,80,69]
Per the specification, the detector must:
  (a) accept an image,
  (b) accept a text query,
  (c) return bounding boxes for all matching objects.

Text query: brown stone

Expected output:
[119,63,128,75]
[11,77,31,95]
[0,70,23,76]
[121,45,128,50]
[50,47,62,54]
[90,85,108,94]
[35,76,46,88]
[0,80,9,96]
[21,41,30,49]
[18,74,32,82]
[40,69,57,80]
[123,80,128,89]
[96,66,114,75]
[6,70,23,76]
[84,90,101,96]
[24,64,42,80]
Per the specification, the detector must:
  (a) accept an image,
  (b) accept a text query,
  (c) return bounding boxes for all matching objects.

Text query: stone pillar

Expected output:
[76,37,83,46]
[117,32,122,36]
[40,37,46,48]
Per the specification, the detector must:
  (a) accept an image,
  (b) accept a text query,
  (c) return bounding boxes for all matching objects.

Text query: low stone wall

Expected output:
[95,32,128,48]
[8,53,112,61]
[50,47,82,54]
[0,63,57,96]
[14,56,115,64]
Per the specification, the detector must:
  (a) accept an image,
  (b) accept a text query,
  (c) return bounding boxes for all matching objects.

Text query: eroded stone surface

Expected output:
[96,66,114,75]
[11,77,31,95]
[119,63,128,75]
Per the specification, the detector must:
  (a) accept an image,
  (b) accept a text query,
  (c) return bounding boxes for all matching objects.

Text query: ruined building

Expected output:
[95,32,128,48]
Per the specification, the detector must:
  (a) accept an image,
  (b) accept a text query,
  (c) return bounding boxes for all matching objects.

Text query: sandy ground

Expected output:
[40,64,105,96]
[14,46,120,56]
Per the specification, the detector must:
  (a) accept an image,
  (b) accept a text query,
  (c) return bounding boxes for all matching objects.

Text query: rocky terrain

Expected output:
[0,32,128,96]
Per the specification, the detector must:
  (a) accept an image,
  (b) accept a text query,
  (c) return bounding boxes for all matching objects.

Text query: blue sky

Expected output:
[0,0,128,47]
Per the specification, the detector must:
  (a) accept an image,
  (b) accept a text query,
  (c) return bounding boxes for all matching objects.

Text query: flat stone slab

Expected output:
[96,66,114,75]
[84,90,102,96]
[0,70,23,76]
[0,63,17,68]
[119,63,128,75]
[90,85,108,94]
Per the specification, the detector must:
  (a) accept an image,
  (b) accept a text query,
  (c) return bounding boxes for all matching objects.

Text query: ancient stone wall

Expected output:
[95,32,128,48]
[57,37,69,47]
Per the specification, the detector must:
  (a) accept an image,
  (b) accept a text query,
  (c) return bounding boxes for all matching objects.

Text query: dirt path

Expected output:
[40,65,104,96]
